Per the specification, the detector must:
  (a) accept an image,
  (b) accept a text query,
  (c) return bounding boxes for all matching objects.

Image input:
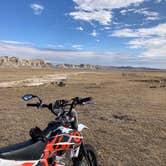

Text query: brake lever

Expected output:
[85,101,96,105]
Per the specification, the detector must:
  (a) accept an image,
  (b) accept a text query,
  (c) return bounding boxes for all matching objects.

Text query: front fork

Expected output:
[81,143,93,166]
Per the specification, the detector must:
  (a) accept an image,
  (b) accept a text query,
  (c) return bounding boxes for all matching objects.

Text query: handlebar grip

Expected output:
[41,104,49,108]
[27,103,39,107]
[80,97,92,103]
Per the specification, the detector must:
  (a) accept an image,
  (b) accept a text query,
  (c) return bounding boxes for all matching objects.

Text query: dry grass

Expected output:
[0,68,166,166]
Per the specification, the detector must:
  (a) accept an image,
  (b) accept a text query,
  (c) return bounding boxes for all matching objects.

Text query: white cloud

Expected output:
[111,23,166,38]
[120,8,159,20]
[0,41,165,68]
[134,8,159,20]
[143,45,166,58]
[135,9,158,17]
[76,26,84,31]
[70,10,112,25]
[73,0,144,11]
[120,8,135,15]
[146,16,158,20]
[70,0,145,25]
[104,27,111,30]
[111,28,140,37]
[30,3,44,15]
[72,44,83,50]
[47,44,64,49]
[0,40,33,45]
[111,23,166,58]
[128,37,166,57]
[90,30,98,37]
[129,36,166,48]
[120,9,127,15]
[113,23,166,58]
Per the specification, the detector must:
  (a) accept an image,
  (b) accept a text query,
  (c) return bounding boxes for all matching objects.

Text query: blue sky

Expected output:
[0,0,165,68]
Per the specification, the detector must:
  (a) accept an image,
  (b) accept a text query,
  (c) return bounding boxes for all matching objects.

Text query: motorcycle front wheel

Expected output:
[72,144,98,166]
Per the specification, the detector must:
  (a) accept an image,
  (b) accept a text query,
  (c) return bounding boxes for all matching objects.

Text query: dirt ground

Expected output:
[0,68,166,166]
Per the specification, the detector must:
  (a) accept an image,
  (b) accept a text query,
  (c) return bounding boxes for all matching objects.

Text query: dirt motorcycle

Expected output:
[0,94,98,166]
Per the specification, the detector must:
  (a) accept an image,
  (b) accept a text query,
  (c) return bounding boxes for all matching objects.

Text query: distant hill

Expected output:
[0,56,52,68]
[55,64,100,69]
[0,56,163,70]
[103,66,162,70]
[55,64,162,70]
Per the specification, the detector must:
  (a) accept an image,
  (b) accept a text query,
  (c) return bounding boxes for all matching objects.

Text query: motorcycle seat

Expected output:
[0,139,46,161]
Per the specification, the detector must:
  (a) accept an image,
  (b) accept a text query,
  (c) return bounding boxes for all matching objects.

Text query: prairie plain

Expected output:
[0,68,166,166]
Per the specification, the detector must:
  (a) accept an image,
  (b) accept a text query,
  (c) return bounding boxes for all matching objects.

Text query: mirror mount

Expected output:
[22,94,42,104]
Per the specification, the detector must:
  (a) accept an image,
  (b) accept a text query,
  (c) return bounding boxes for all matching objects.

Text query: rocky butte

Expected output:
[0,56,52,68]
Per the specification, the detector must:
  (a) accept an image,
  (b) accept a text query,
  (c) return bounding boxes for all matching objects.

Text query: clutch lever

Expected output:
[83,101,96,105]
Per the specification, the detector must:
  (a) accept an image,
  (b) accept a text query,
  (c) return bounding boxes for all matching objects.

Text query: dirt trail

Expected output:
[0,71,96,88]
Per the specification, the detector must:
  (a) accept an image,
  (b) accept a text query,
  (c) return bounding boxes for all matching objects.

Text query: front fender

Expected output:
[78,124,88,132]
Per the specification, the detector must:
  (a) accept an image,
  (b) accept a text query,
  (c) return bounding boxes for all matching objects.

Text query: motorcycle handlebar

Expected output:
[79,97,92,103]
[26,96,92,115]
[27,103,39,107]
[27,103,50,109]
